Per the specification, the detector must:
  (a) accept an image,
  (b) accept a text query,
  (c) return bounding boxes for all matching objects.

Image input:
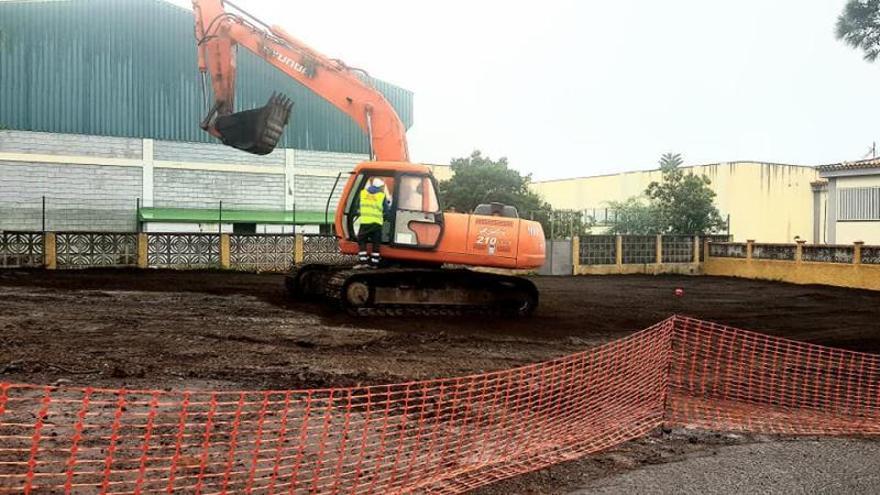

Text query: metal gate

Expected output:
[539,239,572,275]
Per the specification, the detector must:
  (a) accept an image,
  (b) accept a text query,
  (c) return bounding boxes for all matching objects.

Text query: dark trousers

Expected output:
[357,223,383,265]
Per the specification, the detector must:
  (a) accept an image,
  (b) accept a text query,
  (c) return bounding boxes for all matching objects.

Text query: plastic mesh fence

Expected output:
[0,316,877,494]
[667,317,880,435]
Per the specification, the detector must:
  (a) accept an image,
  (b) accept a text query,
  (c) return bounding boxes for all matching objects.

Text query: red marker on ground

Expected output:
[674,288,685,297]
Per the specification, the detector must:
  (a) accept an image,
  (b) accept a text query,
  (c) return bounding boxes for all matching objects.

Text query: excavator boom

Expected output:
[191,0,546,316]
[192,0,408,160]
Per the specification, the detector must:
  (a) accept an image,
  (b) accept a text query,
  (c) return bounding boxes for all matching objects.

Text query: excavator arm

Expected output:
[192,0,409,160]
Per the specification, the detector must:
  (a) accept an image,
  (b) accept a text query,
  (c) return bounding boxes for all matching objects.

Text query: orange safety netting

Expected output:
[0,316,877,494]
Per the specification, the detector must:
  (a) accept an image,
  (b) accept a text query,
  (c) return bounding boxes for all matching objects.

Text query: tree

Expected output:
[836,0,880,62]
[438,150,582,237]
[605,197,660,235]
[606,153,725,235]
[439,150,550,214]
[659,152,683,169]
[646,153,725,234]
[543,209,594,239]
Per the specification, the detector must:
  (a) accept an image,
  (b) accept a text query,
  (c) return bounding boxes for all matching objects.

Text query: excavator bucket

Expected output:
[213,93,293,155]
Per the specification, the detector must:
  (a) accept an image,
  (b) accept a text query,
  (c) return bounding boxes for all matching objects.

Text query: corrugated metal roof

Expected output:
[817,157,880,172]
[0,0,413,154]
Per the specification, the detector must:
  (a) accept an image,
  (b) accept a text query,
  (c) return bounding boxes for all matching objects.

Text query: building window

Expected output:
[839,187,880,221]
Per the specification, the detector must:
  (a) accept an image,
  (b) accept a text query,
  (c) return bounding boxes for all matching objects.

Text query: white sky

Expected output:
[175,0,878,180]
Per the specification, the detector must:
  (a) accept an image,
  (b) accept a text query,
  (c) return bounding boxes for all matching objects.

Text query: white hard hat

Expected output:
[370,177,385,188]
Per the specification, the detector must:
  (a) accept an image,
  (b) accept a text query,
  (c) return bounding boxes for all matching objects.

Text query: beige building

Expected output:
[816,158,880,245]
[531,162,819,243]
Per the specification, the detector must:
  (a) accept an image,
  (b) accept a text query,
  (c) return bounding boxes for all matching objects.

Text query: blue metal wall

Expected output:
[0,0,413,154]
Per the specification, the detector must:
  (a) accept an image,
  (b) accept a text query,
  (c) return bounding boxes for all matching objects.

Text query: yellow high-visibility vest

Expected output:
[359,189,386,225]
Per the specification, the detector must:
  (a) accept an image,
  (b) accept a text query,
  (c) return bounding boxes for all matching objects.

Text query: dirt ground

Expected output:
[1,269,878,493]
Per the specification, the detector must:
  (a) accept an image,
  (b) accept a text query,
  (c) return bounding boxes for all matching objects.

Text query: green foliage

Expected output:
[836,0,880,62]
[439,150,585,238]
[537,209,594,239]
[659,152,683,170]
[646,154,726,234]
[605,198,660,234]
[606,153,726,235]
[440,151,549,212]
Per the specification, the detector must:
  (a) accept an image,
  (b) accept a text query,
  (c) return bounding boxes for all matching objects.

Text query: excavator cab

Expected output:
[343,170,444,250]
[201,93,294,156]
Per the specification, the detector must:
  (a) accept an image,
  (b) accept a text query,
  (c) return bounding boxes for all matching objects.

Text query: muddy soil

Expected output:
[1,269,878,493]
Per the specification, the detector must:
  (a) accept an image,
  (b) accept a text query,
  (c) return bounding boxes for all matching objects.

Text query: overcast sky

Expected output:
[175,0,878,180]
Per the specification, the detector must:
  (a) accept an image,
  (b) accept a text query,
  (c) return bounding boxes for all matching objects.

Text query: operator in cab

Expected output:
[356,177,390,268]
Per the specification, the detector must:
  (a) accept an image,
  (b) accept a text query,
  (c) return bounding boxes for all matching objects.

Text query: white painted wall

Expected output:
[834,175,880,244]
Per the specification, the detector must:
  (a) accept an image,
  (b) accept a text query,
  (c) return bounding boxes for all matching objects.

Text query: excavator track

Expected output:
[286,264,538,317]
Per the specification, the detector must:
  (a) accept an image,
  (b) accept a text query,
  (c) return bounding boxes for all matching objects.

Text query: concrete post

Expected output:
[43,232,56,270]
[137,233,148,269]
[746,240,755,261]
[693,236,701,264]
[615,235,623,268]
[655,235,663,265]
[571,236,580,275]
[703,238,711,261]
[219,233,231,269]
[795,240,806,263]
[854,241,864,265]
[294,233,305,264]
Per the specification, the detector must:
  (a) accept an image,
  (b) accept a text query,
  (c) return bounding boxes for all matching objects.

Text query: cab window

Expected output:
[397,175,439,212]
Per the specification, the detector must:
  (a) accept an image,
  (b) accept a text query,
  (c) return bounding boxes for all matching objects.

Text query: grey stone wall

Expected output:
[0,162,141,231]
[154,140,284,166]
[0,130,373,231]
[0,130,142,159]
[293,149,364,170]
[153,169,285,210]
[293,176,346,213]
[291,149,365,211]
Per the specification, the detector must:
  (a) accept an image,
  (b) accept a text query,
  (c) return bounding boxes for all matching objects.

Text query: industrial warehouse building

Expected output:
[531,162,819,243]
[0,0,449,233]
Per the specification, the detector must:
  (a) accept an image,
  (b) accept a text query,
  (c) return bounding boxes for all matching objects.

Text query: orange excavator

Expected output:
[192,0,545,315]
